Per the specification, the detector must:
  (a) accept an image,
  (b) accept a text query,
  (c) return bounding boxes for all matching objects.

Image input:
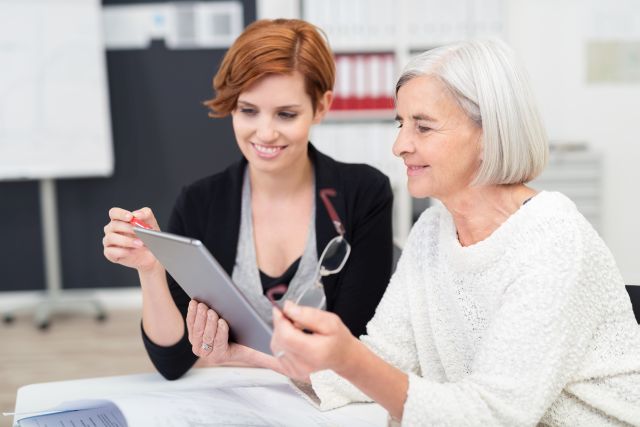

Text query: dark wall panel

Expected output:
[0,0,256,291]
[0,181,44,291]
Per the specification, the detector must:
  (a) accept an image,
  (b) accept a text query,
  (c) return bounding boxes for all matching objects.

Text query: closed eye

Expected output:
[239,107,257,116]
[278,111,298,120]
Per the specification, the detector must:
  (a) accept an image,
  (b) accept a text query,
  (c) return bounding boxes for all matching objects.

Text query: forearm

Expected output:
[139,263,185,346]
[336,337,408,420]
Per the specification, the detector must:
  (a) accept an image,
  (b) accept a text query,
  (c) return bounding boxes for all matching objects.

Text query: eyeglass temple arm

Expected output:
[319,188,345,236]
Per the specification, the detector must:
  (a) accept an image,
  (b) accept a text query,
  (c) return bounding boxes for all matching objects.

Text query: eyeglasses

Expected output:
[266,188,351,311]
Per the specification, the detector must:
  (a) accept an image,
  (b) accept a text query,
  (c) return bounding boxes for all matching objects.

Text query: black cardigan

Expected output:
[143,144,394,380]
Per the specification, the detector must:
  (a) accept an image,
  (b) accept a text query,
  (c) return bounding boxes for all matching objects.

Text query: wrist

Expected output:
[333,335,363,378]
[227,344,272,369]
[138,260,163,277]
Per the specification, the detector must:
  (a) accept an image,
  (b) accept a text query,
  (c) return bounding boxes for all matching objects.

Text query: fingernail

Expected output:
[207,310,214,320]
[132,210,142,217]
[124,213,132,221]
[134,239,143,247]
[287,303,301,316]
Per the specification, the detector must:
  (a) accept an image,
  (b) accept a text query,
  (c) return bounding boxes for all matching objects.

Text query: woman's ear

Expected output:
[312,91,333,124]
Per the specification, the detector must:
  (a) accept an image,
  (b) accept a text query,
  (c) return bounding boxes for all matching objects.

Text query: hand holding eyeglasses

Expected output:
[267,188,356,376]
[270,300,359,381]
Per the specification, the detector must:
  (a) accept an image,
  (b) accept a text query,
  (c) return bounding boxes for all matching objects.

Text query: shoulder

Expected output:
[170,158,244,228]
[515,191,596,248]
[177,159,244,206]
[508,191,621,283]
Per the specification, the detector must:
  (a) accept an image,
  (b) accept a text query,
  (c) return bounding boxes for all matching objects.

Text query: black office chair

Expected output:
[626,285,640,324]
[391,242,402,273]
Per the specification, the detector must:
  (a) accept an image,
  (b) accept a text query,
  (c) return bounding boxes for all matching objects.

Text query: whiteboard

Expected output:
[0,0,113,180]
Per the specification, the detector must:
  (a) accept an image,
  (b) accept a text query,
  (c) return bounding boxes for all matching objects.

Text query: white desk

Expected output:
[13,367,387,426]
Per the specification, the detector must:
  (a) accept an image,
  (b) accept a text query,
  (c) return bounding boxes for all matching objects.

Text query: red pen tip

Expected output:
[130,217,152,230]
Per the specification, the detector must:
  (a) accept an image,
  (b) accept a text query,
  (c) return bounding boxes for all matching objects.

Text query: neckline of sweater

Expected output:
[436,191,566,272]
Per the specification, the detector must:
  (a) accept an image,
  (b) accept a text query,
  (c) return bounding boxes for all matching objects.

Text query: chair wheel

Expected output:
[96,313,108,322]
[3,314,14,324]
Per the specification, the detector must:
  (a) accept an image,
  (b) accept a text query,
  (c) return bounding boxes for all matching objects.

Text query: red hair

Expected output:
[204,19,335,117]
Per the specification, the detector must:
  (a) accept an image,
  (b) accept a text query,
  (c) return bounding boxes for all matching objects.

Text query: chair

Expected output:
[392,242,403,273]
[626,285,640,324]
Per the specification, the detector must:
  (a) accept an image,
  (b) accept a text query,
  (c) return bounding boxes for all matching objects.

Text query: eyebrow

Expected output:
[237,99,302,109]
[394,113,437,122]
[412,113,437,122]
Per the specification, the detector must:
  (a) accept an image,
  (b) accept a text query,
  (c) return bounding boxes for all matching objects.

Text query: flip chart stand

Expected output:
[3,179,107,330]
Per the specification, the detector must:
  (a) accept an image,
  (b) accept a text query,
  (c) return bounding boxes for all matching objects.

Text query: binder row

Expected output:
[303,0,504,50]
[332,53,396,111]
[303,0,398,48]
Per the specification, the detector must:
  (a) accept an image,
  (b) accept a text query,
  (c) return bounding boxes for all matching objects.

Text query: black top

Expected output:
[142,144,394,380]
[259,257,301,295]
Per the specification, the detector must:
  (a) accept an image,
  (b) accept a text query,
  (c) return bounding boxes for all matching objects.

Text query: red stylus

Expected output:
[130,217,153,230]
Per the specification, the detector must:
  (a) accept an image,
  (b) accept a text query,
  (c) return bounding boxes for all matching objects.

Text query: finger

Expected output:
[203,310,219,347]
[271,308,315,355]
[198,341,213,357]
[186,300,197,343]
[132,207,159,228]
[104,219,138,235]
[103,247,133,263]
[102,233,143,250]
[282,301,339,335]
[191,303,208,354]
[211,318,229,355]
[108,207,134,222]
[200,309,218,357]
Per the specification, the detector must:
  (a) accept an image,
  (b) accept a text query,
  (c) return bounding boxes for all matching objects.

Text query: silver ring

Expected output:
[274,350,285,358]
[201,342,213,352]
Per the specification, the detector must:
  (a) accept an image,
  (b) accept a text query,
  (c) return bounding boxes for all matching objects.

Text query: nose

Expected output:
[392,126,414,158]
[255,118,278,143]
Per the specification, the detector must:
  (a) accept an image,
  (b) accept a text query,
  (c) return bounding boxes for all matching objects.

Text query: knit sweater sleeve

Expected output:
[401,214,611,426]
[309,230,421,410]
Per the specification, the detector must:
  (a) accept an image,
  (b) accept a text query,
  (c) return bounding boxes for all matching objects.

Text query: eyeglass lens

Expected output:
[320,237,350,273]
[295,284,326,308]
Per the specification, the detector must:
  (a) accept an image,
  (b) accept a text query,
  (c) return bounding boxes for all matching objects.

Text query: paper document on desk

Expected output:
[13,382,378,426]
[12,399,126,427]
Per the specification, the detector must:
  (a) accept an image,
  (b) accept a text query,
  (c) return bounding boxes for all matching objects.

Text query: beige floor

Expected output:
[0,309,154,427]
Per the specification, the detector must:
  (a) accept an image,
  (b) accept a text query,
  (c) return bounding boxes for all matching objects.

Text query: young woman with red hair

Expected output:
[102,19,393,380]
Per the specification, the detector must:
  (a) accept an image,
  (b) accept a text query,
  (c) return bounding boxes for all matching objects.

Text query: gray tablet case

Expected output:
[133,227,273,354]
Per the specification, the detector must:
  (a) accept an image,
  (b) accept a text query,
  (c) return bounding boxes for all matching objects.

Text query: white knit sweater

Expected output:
[310,192,640,426]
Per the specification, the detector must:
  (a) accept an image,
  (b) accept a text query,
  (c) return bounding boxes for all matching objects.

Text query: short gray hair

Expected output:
[396,39,548,185]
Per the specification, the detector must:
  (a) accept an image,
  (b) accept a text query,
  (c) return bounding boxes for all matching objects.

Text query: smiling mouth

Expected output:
[406,164,430,176]
[251,142,287,157]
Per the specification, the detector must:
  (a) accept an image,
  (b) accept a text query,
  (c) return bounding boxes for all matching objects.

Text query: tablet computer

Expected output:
[133,227,273,355]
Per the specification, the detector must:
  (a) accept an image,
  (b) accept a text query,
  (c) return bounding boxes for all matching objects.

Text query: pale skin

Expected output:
[102,70,332,371]
[270,75,537,420]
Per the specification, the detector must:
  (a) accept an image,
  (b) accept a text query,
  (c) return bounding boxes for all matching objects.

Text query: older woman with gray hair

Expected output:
[270,39,640,426]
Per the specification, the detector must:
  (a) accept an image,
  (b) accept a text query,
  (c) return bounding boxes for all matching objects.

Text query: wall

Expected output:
[0,0,256,292]
[505,0,640,284]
